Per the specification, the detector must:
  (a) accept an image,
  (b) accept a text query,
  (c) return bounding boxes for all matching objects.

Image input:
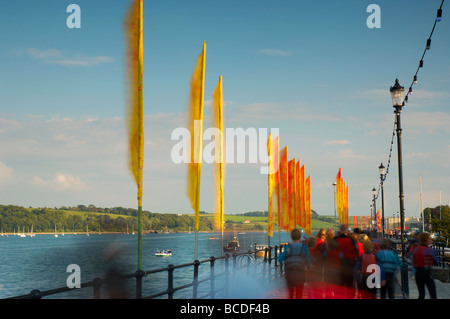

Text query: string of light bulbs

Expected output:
[374,0,444,202]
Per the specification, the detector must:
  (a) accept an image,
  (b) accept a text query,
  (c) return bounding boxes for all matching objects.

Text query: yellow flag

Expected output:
[187,43,206,230]
[125,0,144,207]
[212,75,224,232]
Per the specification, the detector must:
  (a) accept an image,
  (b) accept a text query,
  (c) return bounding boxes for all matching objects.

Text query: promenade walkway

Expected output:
[266,266,450,299]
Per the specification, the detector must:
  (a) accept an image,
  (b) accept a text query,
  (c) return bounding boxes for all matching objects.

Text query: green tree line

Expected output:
[0,205,213,233]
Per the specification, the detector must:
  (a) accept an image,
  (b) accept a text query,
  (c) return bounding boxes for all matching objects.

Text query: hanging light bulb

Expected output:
[413,75,418,84]
[426,38,431,50]
[437,9,442,22]
[419,60,424,68]
[408,87,412,95]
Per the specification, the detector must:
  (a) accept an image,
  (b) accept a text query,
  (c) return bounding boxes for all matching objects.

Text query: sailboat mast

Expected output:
[420,176,424,231]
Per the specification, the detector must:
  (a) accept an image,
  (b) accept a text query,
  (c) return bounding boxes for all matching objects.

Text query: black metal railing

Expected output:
[431,241,448,268]
[7,243,286,299]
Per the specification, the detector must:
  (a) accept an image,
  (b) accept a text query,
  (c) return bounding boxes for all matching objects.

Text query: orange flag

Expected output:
[288,158,296,231]
[305,175,311,236]
[267,134,279,237]
[377,209,381,230]
[295,160,301,228]
[278,146,289,231]
[299,164,306,229]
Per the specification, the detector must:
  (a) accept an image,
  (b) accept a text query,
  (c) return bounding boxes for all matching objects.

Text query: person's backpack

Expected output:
[284,243,307,272]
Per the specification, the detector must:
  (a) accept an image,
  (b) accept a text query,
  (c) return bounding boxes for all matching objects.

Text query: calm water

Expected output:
[0,231,291,299]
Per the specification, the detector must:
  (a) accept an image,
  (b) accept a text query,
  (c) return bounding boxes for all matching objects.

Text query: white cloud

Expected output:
[32,174,87,191]
[338,149,369,160]
[321,140,351,145]
[0,162,14,187]
[19,48,114,67]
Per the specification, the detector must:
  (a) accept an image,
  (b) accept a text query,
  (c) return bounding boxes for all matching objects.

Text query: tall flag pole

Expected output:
[187,42,206,260]
[212,75,224,254]
[125,0,144,270]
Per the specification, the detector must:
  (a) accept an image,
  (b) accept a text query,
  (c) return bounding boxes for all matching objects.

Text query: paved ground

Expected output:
[394,267,450,299]
[266,268,450,299]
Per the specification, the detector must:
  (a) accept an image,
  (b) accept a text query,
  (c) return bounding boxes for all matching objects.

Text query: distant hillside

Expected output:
[0,204,378,234]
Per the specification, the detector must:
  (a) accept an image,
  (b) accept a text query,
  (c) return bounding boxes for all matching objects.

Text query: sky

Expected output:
[0,0,449,221]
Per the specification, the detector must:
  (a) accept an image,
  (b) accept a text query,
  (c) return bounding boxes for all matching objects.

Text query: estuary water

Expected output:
[0,231,291,299]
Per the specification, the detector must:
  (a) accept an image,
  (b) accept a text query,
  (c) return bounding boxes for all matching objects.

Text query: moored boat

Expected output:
[224,236,241,252]
[154,249,172,257]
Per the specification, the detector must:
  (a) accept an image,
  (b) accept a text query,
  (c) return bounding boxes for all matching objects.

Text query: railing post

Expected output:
[93,277,102,299]
[135,270,145,299]
[274,245,278,277]
[210,256,215,299]
[254,242,257,259]
[267,246,272,281]
[168,265,175,299]
[232,253,237,270]
[193,260,200,299]
[224,254,230,297]
[30,289,42,299]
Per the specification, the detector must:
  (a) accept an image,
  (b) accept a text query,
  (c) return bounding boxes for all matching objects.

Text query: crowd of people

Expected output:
[278,224,439,299]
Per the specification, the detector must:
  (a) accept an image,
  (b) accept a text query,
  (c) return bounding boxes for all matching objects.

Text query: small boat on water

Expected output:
[224,236,241,252]
[209,236,219,240]
[154,249,172,257]
[255,244,269,257]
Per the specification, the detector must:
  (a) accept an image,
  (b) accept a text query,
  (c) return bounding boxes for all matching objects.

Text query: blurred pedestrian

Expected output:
[334,224,358,298]
[278,228,311,299]
[355,240,384,299]
[322,238,343,298]
[376,238,401,299]
[412,232,438,299]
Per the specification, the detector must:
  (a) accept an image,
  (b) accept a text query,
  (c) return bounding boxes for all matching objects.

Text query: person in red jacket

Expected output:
[334,224,358,298]
[412,232,438,299]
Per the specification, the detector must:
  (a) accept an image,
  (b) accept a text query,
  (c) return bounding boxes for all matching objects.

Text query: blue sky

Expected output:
[0,0,449,221]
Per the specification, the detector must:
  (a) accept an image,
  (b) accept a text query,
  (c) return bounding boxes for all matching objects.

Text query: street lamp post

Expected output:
[390,78,409,298]
[379,163,386,238]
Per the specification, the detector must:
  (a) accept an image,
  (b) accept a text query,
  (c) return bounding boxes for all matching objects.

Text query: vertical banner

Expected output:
[125,0,144,270]
[295,160,301,229]
[267,135,279,237]
[187,43,206,260]
[377,209,381,230]
[288,158,297,231]
[187,42,206,231]
[212,76,224,233]
[305,175,311,236]
[300,164,306,229]
[278,146,289,231]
